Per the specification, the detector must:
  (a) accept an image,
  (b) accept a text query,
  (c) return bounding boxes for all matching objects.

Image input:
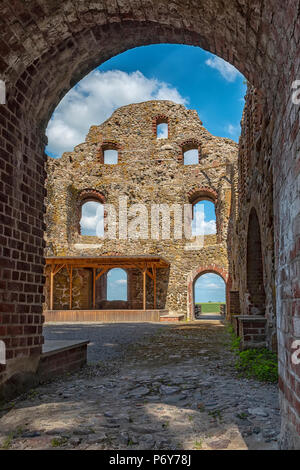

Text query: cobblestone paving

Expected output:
[0,321,280,450]
[43,322,169,363]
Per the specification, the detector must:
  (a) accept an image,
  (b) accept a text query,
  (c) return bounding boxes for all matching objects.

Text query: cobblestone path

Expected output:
[0,321,280,450]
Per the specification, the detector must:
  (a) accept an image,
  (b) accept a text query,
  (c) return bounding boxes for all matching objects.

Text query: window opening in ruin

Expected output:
[157,122,168,139]
[107,268,128,301]
[80,201,104,237]
[184,148,199,165]
[192,200,216,236]
[194,273,226,319]
[104,149,118,164]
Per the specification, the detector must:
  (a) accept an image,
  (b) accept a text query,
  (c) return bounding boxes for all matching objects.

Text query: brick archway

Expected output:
[187,265,228,320]
[187,187,218,205]
[0,1,299,448]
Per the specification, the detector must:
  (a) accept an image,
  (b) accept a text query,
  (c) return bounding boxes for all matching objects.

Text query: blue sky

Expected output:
[97,44,246,140]
[194,273,226,303]
[107,268,127,301]
[46,44,246,158]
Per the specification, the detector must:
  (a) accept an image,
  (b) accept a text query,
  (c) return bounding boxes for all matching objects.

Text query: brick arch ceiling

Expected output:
[0,0,289,130]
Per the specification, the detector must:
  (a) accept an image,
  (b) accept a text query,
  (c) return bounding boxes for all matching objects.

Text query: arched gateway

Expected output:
[0,1,299,448]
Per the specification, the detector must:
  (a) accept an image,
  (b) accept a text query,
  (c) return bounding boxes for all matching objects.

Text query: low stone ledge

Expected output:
[160,314,185,322]
[233,316,267,350]
[37,340,89,380]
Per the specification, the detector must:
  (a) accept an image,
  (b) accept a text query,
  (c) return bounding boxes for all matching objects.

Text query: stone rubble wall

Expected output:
[45,100,238,317]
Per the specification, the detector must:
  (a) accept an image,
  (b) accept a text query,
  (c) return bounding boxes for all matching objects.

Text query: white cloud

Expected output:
[205,282,224,289]
[157,123,168,139]
[205,56,240,82]
[46,70,187,157]
[80,201,104,236]
[192,210,216,235]
[202,220,217,235]
[225,123,241,141]
[227,123,240,135]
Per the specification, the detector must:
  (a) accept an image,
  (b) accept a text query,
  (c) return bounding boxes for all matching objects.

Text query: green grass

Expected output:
[226,324,278,383]
[0,427,24,450]
[195,302,225,313]
[1,433,14,450]
[235,349,278,382]
[194,439,203,449]
[51,437,68,447]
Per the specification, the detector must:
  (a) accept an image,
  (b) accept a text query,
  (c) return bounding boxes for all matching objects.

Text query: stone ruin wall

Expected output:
[44,100,238,318]
[229,85,276,351]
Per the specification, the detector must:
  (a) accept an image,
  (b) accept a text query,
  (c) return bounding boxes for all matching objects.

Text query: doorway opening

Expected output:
[193,272,226,319]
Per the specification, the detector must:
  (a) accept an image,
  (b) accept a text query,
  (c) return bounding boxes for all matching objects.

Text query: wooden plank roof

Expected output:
[45,255,169,269]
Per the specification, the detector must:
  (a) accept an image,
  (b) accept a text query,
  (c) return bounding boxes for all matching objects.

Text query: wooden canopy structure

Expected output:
[46,255,169,311]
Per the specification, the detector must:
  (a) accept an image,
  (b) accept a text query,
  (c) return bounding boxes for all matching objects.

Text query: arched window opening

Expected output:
[104,149,118,164]
[182,140,201,165]
[194,272,226,318]
[79,200,104,237]
[107,268,128,301]
[184,148,199,165]
[154,115,169,139]
[247,208,266,315]
[191,200,216,236]
[157,122,168,139]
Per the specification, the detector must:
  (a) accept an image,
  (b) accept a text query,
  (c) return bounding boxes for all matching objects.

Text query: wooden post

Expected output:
[143,267,146,310]
[153,267,156,310]
[69,266,73,310]
[93,268,96,309]
[50,269,54,310]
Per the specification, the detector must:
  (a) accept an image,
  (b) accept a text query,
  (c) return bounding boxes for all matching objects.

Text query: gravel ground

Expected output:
[43,322,170,363]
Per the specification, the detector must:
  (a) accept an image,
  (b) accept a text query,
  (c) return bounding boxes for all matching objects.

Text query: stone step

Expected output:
[160,314,185,322]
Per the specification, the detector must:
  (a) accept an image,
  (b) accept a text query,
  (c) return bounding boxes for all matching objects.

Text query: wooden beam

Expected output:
[145,268,154,280]
[153,266,157,310]
[46,257,169,269]
[50,271,54,310]
[93,268,96,309]
[95,268,108,280]
[143,268,146,311]
[53,263,65,276]
[69,266,72,310]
